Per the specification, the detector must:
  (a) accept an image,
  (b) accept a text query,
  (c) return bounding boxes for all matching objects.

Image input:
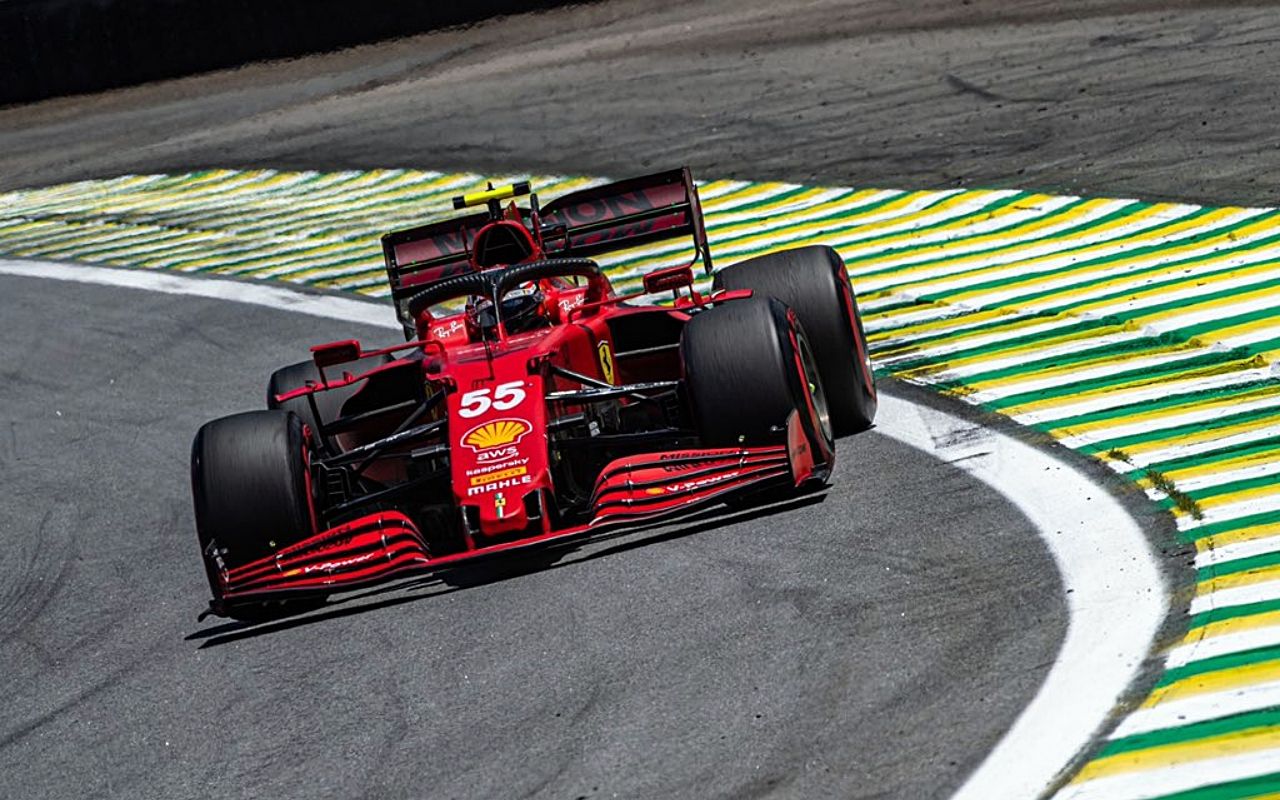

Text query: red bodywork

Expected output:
[208,169,832,611]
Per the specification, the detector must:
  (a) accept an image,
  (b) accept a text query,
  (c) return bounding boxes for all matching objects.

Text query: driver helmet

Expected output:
[465,283,551,341]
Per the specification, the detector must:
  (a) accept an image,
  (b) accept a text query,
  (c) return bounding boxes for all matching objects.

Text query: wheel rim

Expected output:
[796,332,832,442]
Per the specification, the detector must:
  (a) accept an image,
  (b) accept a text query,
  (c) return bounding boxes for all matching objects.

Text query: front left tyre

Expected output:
[681,296,833,461]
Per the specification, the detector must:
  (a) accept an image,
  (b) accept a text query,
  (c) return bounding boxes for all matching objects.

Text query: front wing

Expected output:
[206,412,829,616]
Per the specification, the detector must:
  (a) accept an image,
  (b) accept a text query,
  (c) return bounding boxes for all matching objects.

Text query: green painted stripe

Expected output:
[1052,381,1280,434]
[881,263,1280,372]
[850,200,1202,288]
[1101,706,1280,758]
[897,323,1175,378]
[1189,598,1280,631]
[1158,645,1280,689]
[1136,433,1280,479]
[1182,511,1280,544]
[961,350,1251,412]
[1198,550,1280,582]
[873,208,1279,319]
[1076,396,1280,455]
[841,196,1127,271]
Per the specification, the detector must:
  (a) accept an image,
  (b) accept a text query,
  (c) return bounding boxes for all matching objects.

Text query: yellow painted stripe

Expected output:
[1143,658,1280,707]
[1198,522,1280,555]
[861,201,1188,294]
[1073,727,1280,782]
[1165,440,1280,484]
[866,204,1238,312]
[1185,587,1280,628]
[1049,385,1280,441]
[848,196,1121,274]
[1000,360,1271,420]
[930,207,1266,310]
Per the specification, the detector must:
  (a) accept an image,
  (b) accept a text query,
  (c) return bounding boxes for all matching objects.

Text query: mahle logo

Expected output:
[461,418,532,452]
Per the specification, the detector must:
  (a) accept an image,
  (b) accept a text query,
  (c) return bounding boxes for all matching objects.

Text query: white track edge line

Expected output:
[0,258,1168,800]
[876,398,1166,800]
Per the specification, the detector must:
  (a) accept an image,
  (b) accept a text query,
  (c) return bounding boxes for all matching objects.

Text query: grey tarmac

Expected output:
[0,274,1061,799]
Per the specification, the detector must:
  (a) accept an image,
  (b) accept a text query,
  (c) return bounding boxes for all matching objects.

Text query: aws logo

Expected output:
[461,418,532,452]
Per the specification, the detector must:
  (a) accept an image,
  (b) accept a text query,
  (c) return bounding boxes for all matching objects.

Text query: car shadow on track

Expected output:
[185,491,828,649]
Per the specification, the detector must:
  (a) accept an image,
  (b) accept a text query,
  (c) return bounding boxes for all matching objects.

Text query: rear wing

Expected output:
[380,167,713,337]
[540,167,712,269]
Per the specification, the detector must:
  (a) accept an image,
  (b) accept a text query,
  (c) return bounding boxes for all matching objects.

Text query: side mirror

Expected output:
[642,264,694,295]
[311,339,361,369]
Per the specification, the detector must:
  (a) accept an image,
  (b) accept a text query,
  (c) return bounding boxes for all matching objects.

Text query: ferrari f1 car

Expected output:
[191,168,877,620]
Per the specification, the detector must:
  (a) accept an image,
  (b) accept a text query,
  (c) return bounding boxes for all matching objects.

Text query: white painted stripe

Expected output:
[875,206,1264,302]
[1056,746,1280,800]
[833,194,1081,260]
[1190,578,1280,615]
[1165,624,1280,669]
[0,257,1163,800]
[1177,494,1280,532]
[1124,423,1280,471]
[1170,461,1280,494]
[876,260,1280,367]
[1058,395,1280,450]
[863,209,1277,324]
[924,328,1151,381]
[846,198,1129,276]
[1014,368,1276,427]
[856,202,1211,296]
[879,398,1164,800]
[966,349,1213,405]
[871,315,1084,365]
[1111,677,1280,738]
[1196,535,1280,570]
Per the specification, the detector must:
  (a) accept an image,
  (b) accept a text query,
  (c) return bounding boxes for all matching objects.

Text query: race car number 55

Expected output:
[459,382,527,418]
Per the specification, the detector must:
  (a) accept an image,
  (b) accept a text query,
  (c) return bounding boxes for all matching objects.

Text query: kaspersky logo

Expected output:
[460,418,532,452]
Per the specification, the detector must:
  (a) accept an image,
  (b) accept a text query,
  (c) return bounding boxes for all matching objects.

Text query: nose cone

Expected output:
[474,484,534,535]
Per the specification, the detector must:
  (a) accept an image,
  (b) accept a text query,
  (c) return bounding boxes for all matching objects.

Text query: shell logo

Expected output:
[461,418,532,452]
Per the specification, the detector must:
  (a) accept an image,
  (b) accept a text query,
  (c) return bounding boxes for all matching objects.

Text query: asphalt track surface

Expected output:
[0,274,1064,799]
[0,0,1240,796]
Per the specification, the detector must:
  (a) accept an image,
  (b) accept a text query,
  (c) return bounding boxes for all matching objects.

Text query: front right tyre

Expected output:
[190,409,321,621]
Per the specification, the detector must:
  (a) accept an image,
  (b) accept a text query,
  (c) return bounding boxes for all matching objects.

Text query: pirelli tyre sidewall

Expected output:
[680,296,832,457]
[190,409,319,611]
[712,245,877,435]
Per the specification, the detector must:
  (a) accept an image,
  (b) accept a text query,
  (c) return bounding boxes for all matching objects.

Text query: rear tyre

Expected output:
[713,245,877,435]
[191,409,322,621]
[681,297,832,457]
[267,359,367,453]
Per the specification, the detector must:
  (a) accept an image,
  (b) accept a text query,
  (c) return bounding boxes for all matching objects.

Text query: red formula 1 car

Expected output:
[191,169,877,620]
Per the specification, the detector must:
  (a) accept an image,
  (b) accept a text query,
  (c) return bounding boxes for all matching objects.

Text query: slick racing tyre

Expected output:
[713,245,876,435]
[267,359,360,451]
[681,296,832,455]
[191,409,321,620]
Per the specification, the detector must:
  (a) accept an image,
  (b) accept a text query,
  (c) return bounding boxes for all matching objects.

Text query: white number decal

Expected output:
[458,382,527,418]
[492,381,525,411]
[459,390,490,418]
